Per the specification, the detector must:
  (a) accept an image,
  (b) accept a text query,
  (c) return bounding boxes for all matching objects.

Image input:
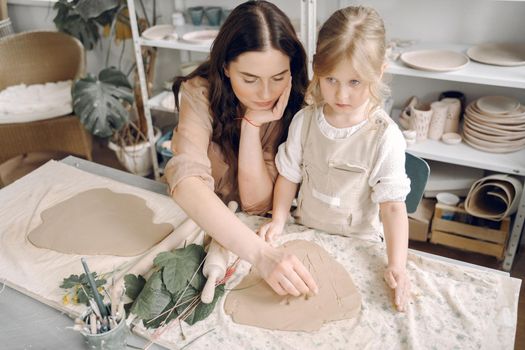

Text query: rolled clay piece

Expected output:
[224,239,361,332]
[27,188,174,256]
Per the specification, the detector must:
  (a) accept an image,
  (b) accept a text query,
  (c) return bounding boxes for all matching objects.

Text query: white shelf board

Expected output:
[391,109,525,175]
[387,42,525,89]
[139,24,217,52]
[148,91,176,113]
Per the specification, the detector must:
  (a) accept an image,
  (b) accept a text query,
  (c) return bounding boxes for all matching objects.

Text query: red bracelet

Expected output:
[236,117,261,127]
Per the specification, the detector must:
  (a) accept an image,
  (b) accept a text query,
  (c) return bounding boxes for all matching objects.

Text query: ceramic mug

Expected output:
[204,7,222,26]
[409,103,433,142]
[187,6,204,26]
[439,90,466,113]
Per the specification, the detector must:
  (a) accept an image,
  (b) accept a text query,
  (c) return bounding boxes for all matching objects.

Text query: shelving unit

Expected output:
[387,43,525,89]
[389,45,525,270]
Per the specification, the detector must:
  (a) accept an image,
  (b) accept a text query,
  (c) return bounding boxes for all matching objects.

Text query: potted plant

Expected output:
[53,0,160,176]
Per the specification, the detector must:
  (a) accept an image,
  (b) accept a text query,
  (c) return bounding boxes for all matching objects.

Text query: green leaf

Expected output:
[130,271,171,320]
[144,300,178,329]
[183,285,225,325]
[162,245,206,294]
[53,0,100,50]
[124,274,146,301]
[60,274,81,289]
[153,251,178,268]
[72,67,134,137]
[75,0,119,20]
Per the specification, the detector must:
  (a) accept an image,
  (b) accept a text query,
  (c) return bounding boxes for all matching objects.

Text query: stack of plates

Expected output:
[462,96,525,153]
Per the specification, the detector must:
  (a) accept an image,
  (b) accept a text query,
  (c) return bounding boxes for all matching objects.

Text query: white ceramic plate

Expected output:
[142,25,178,41]
[463,134,525,154]
[467,43,525,67]
[181,30,219,45]
[476,96,520,115]
[400,50,469,72]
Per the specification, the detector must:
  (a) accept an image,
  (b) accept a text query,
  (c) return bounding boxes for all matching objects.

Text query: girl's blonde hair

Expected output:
[307,6,389,110]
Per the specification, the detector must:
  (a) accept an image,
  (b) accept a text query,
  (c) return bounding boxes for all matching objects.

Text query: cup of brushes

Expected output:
[75,258,129,350]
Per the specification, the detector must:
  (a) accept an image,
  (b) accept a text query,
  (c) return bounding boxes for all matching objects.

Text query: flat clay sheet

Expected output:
[224,239,361,331]
[0,161,199,317]
[28,188,174,256]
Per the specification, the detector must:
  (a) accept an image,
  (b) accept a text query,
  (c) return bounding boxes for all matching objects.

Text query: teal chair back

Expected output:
[405,152,430,213]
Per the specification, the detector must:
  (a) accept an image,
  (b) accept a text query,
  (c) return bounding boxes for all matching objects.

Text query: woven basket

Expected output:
[0,18,13,39]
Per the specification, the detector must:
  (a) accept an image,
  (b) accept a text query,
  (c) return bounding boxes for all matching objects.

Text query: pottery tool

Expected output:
[81,257,109,318]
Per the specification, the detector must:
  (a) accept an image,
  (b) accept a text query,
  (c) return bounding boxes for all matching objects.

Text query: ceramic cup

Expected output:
[80,307,129,350]
[187,6,204,26]
[441,98,461,134]
[428,101,448,140]
[204,6,222,26]
[439,90,466,114]
[409,103,433,142]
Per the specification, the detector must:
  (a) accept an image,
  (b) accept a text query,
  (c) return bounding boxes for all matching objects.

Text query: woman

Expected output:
[166,1,318,296]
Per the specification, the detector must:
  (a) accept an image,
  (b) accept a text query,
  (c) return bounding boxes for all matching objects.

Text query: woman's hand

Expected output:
[258,219,285,242]
[384,265,410,312]
[255,244,318,296]
[244,76,292,126]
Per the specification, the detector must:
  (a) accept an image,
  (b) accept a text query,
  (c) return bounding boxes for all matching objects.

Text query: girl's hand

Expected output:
[384,265,410,312]
[258,219,285,242]
[255,244,318,296]
[244,76,292,126]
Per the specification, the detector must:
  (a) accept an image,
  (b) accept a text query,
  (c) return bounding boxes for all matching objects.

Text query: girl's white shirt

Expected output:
[276,105,411,203]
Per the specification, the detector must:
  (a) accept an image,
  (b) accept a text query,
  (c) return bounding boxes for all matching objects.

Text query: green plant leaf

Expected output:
[60,274,81,289]
[153,251,178,268]
[53,0,100,50]
[124,274,146,301]
[75,0,119,20]
[183,284,225,325]
[130,271,171,320]
[143,299,177,329]
[162,245,206,294]
[72,67,134,137]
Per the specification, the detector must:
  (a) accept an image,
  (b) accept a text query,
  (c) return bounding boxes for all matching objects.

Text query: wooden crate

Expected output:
[430,203,510,259]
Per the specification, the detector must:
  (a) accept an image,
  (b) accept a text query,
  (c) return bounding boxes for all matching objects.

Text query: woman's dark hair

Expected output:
[173,0,307,178]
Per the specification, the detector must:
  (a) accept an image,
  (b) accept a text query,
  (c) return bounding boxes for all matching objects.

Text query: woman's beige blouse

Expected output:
[164,77,282,215]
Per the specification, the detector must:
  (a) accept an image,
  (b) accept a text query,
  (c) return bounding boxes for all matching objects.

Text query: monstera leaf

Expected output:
[53,0,119,50]
[72,67,134,138]
[75,0,119,20]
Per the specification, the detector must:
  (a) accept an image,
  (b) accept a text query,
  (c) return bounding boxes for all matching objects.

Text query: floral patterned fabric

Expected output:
[146,213,520,350]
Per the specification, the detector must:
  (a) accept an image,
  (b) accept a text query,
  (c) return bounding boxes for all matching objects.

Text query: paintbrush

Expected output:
[81,257,109,318]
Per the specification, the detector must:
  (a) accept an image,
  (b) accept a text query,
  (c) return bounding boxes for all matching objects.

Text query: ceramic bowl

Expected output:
[441,132,462,145]
[436,192,461,206]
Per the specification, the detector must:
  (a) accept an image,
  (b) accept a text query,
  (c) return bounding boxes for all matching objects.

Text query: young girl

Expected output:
[258,6,411,311]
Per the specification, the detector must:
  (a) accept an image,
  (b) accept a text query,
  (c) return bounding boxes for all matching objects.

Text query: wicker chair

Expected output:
[0,30,92,164]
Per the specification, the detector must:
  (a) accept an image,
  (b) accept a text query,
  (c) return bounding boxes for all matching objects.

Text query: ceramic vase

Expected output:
[442,98,461,133]
[428,101,448,140]
[409,103,433,142]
